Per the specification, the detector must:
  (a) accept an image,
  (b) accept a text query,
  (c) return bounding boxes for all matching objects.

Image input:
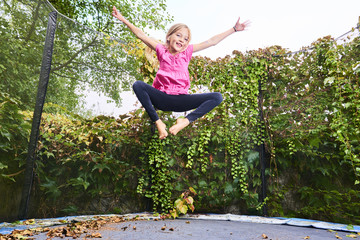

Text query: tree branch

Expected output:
[1,0,11,10]
[51,36,98,72]
[23,0,42,42]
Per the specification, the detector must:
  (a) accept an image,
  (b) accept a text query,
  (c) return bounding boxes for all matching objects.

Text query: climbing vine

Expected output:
[186,128,211,172]
[144,135,173,212]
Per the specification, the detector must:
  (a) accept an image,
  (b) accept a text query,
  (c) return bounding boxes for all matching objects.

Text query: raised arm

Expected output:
[112,6,159,51]
[193,18,250,53]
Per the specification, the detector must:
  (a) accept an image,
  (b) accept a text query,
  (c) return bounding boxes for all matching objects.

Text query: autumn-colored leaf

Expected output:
[189,187,197,195]
[346,234,357,238]
[185,196,194,205]
[22,229,33,236]
[169,209,178,219]
[22,219,35,225]
[178,204,188,214]
[86,232,102,238]
[189,204,195,212]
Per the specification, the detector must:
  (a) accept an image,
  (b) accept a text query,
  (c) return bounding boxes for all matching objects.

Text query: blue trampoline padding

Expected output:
[274,217,360,232]
[1,213,359,235]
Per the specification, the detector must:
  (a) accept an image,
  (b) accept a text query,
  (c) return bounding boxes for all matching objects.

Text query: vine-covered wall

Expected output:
[1,34,359,224]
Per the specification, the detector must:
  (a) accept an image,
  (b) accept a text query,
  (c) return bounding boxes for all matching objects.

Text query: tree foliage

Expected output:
[48,0,171,31]
[0,0,172,112]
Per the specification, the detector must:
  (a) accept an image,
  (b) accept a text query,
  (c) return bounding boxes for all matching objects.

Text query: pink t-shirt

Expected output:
[152,44,193,95]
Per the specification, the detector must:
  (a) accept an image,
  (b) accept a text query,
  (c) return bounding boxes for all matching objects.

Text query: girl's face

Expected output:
[167,28,190,55]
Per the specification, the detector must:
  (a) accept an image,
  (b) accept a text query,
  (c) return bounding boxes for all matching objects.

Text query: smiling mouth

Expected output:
[176,42,183,48]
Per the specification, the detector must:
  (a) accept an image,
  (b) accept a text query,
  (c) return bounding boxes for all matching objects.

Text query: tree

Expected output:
[0,0,172,113]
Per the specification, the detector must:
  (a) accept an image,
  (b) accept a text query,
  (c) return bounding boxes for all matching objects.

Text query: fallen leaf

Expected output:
[23,219,35,225]
[22,229,33,236]
[133,226,136,230]
[335,235,343,239]
[262,233,268,239]
[161,225,166,230]
[346,234,357,238]
[121,226,128,231]
[185,221,190,224]
[304,236,310,239]
[169,228,174,231]
[86,232,102,238]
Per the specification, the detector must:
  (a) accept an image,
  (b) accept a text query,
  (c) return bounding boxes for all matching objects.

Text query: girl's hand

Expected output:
[234,17,251,32]
[112,6,126,22]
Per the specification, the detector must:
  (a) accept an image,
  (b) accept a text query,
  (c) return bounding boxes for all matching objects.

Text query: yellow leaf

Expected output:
[346,234,357,238]
[189,187,197,194]
[22,229,33,235]
[169,209,178,219]
[23,219,35,225]
[179,204,188,214]
[185,196,194,205]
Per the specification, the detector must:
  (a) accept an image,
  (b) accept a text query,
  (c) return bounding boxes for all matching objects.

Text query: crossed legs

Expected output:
[132,81,223,139]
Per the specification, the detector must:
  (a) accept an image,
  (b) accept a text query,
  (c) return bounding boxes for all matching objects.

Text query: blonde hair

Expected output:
[165,23,191,45]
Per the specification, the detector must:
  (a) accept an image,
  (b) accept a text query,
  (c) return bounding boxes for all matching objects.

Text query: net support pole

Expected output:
[18,11,57,220]
[258,78,268,216]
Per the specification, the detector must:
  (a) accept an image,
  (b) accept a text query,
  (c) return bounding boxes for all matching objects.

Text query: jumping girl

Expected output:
[112,6,250,139]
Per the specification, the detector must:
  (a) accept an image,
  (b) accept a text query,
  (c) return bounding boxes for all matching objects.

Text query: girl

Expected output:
[112,6,250,139]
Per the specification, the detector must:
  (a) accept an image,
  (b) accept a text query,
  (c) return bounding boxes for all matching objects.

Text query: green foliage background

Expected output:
[1,0,360,225]
[0,0,172,112]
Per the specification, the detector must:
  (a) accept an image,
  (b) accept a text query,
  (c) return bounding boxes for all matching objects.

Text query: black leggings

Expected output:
[132,81,223,122]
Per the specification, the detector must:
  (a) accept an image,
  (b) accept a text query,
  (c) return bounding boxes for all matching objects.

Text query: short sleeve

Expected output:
[156,44,166,62]
[185,44,193,62]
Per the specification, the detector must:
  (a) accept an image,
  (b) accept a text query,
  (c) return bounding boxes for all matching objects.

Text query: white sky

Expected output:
[164,0,359,58]
[84,0,360,116]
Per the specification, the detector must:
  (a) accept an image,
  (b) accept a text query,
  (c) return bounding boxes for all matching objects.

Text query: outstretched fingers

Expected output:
[234,18,251,31]
[112,6,125,22]
[111,6,118,17]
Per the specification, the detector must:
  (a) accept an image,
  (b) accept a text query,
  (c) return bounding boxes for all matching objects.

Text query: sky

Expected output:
[84,0,360,116]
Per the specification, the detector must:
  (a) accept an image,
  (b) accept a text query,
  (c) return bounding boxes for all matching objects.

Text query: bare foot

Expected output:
[169,118,190,135]
[155,119,168,139]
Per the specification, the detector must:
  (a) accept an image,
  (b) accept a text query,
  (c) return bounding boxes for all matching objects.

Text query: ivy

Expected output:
[186,128,211,172]
[144,135,173,212]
